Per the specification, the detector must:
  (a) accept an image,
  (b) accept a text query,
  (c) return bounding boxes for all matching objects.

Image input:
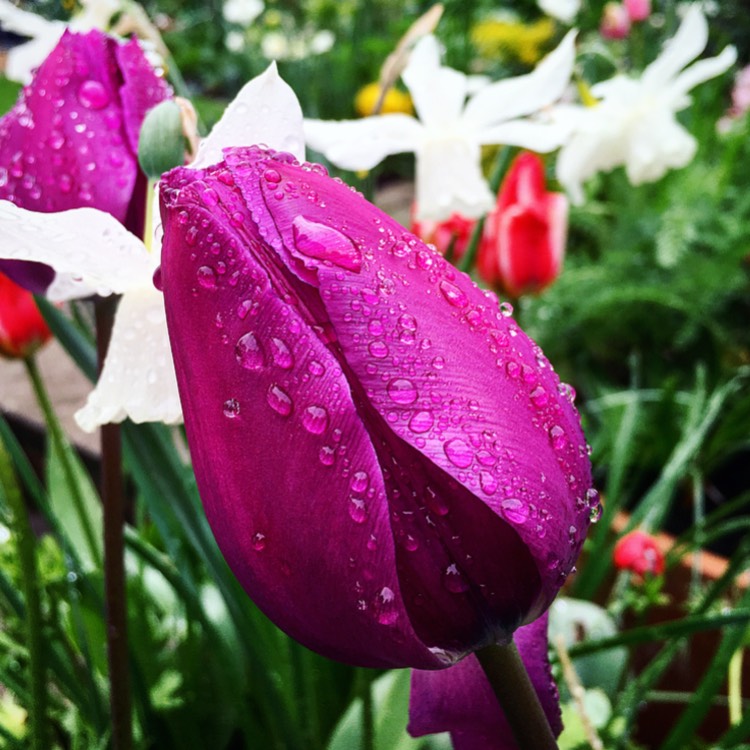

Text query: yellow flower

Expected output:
[472,17,555,66]
[354,82,413,117]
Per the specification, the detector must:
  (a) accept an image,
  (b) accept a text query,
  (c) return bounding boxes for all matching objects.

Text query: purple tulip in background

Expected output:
[159,146,594,745]
[0,28,171,289]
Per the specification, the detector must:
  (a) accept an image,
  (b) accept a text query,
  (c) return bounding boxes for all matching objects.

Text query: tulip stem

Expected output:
[476,641,559,750]
[96,298,132,750]
[0,435,48,750]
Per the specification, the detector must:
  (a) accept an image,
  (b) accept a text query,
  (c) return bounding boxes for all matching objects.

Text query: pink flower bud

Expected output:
[613,530,665,576]
[624,0,651,22]
[600,3,631,40]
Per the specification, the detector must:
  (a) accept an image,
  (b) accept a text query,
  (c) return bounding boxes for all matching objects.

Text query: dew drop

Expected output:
[292,216,362,272]
[479,471,498,495]
[549,425,567,451]
[387,378,418,405]
[443,438,473,469]
[319,445,335,466]
[302,405,329,434]
[267,385,292,416]
[351,471,369,493]
[443,564,469,593]
[235,332,264,370]
[223,398,241,419]
[368,319,384,336]
[270,337,294,369]
[402,534,419,552]
[439,280,468,308]
[408,410,433,434]
[348,497,368,524]
[530,386,548,407]
[376,587,399,625]
[197,265,217,289]
[368,340,388,359]
[251,532,266,551]
[78,79,110,110]
[499,301,514,317]
[501,498,529,525]
[424,486,449,516]
[308,360,325,376]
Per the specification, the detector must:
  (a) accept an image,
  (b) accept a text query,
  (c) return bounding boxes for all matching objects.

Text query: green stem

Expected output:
[0,431,48,750]
[458,146,513,274]
[96,298,132,750]
[476,642,558,750]
[24,356,101,567]
[728,645,745,726]
[355,668,375,750]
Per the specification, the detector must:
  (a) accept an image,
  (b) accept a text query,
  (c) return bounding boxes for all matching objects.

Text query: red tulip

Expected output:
[411,205,477,260]
[613,530,665,576]
[478,152,567,298]
[0,272,51,359]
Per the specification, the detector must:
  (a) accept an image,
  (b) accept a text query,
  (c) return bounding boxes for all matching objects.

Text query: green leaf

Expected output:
[327,670,432,750]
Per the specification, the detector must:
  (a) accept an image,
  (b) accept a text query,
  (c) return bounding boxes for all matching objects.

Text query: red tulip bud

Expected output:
[0,272,51,359]
[613,530,665,576]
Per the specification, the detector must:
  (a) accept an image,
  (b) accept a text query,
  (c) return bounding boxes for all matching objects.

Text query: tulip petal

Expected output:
[463,31,576,128]
[116,37,173,156]
[223,149,592,650]
[191,62,305,169]
[0,201,154,301]
[160,159,443,669]
[74,286,181,431]
[408,614,562,748]
[0,30,136,222]
[304,114,424,171]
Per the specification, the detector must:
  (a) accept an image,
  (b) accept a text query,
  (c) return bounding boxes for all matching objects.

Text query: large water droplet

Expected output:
[387,378,418,405]
[235,332,264,370]
[267,385,292,416]
[319,445,335,466]
[223,398,241,419]
[351,471,369,493]
[501,498,529,525]
[348,497,368,524]
[549,425,566,451]
[444,438,473,469]
[368,340,388,359]
[443,564,469,593]
[292,216,362,272]
[197,266,217,289]
[409,410,433,434]
[270,337,294,369]
[302,405,328,434]
[376,587,398,625]
[439,280,468,308]
[78,80,110,110]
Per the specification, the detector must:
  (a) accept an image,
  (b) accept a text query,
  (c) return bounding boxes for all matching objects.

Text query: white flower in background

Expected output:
[222,0,263,27]
[305,32,576,221]
[538,0,580,25]
[0,0,122,83]
[556,5,736,204]
[260,28,334,60]
[0,64,305,432]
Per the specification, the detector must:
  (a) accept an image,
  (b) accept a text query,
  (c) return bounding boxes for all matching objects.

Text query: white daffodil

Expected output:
[0,63,304,432]
[304,32,576,222]
[0,0,122,83]
[538,0,580,25]
[555,4,736,204]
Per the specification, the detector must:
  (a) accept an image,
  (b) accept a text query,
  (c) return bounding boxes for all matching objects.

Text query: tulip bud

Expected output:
[600,3,631,40]
[138,100,188,180]
[478,152,567,297]
[0,273,51,359]
[410,204,476,260]
[159,146,592,669]
[624,0,651,22]
[613,530,665,576]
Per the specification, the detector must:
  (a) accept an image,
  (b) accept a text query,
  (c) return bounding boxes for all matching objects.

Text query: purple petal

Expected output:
[0,259,55,295]
[159,146,592,666]
[408,614,562,749]
[159,161,441,669]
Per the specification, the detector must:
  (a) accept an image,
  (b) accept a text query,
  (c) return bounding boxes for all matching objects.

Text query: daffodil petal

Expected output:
[304,114,424,170]
[191,62,305,169]
[641,5,707,91]
[0,201,153,301]
[476,118,573,152]
[403,35,469,126]
[463,31,576,128]
[670,45,737,104]
[74,285,181,431]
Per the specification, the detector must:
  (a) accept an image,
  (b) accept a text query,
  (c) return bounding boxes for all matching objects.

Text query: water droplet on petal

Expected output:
[223,398,241,419]
[439,280,468,308]
[444,438,473,469]
[499,301,514,317]
[443,564,469,593]
[409,410,434,434]
[197,266,217,289]
[348,497,367,524]
[292,216,362,272]
[308,359,325,376]
[78,80,110,110]
[351,471,369,493]
[376,586,398,625]
[319,445,335,466]
[549,425,566,451]
[251,532,266,551]
[302,405,328,434]
[270,337,294,369]
[387,378,417,405]
[267,385,292,416]
[235,332,264,370]
[501,498,529,525]
[368,340,388,358]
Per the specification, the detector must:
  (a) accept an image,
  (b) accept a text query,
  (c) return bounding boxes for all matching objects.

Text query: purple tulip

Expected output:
[0,28,170,287]
[159,145,593,737]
